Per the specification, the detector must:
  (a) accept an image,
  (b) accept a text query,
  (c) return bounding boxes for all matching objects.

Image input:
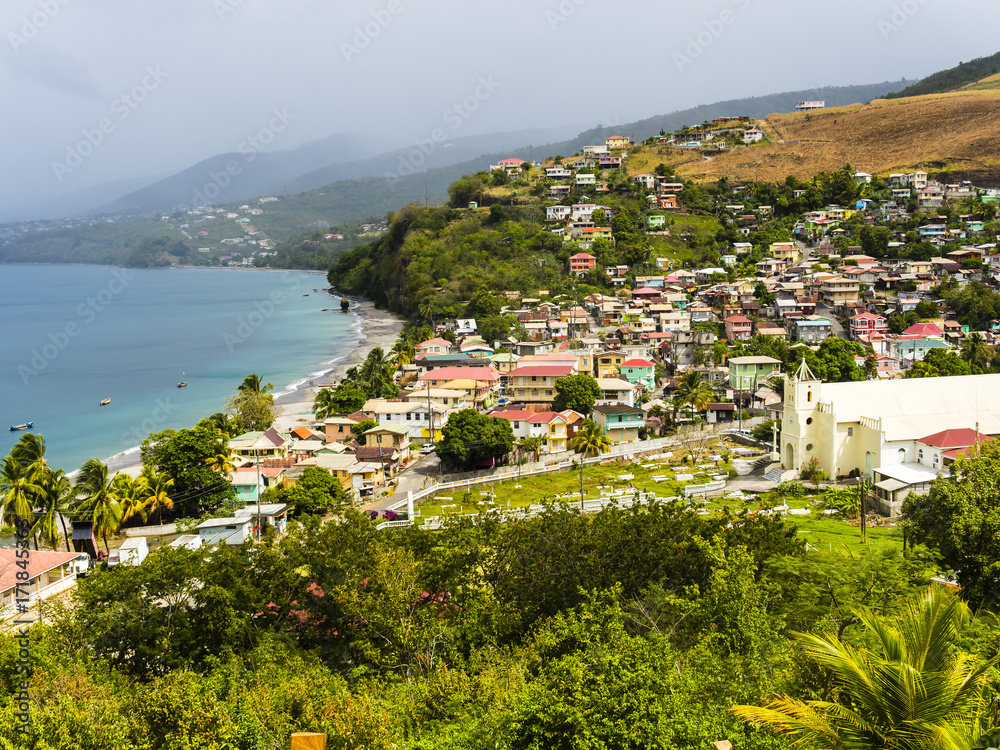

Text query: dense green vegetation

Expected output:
[886,51,1000,99]
[3,493,998,749]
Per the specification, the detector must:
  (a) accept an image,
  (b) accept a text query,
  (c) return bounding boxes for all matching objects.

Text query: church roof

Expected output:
[817,374,1000,442]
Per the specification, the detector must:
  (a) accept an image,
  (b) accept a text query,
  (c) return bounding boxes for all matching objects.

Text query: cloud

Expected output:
[1,41,105,102]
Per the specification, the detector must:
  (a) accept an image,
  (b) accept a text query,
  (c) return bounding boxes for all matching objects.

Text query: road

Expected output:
[362,452,441,512]
[816,301,848,339]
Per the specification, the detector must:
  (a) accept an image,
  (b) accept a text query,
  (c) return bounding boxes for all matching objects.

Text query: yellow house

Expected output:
[363,424,411,464]
[312,453,357,493]
[820,276,860,306]
[594,350,625,379]
[227,428,290,461]
[605,135,630,150]
[770,242,801,265]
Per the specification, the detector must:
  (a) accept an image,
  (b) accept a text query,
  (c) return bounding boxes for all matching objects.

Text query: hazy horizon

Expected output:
[3,0,998,214]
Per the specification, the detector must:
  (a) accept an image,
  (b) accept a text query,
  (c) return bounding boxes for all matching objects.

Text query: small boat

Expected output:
[177,382,187,388]
[100,398,111,406]
[9,422,32,432]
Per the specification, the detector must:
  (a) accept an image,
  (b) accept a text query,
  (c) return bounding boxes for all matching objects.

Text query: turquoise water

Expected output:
[0,265,359,472]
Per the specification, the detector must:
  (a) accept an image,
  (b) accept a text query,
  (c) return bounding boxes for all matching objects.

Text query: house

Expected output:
[605,135,630,149]
[546,205,572,222]
[792,316,833,343]
[492,410,572,453]
[727,355,782,392]
[109,537,148,568]
[508,365,576,406]
[595,377,637,407]
[197,516,254,547]
[633,174,656,189]
[742,128,764,143]
[569,253,597,276]
[849,312,889,341]
[724,315,752,341]
[349,462,385,499]
[576,173,597,187]
[228,428,291,461]
[311,453,357,493]
[819,276,860,307]
[324,417,358,443]
[620,358,656,390]
[363,423,412,466]
[546,167,572,180]
[368,400,449,444]
[235,503,290,535]
[647,214,666,228]
[594,350,626,379]
[0,550,88,621]
[706,403,737,423]
[592,404,644,444]
[415,337,452,355]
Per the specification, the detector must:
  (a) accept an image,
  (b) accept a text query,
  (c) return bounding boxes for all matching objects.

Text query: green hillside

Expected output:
[885,51,1000,98]
[327,167,729,320]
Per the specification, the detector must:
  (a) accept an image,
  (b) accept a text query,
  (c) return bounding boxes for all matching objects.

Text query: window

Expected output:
[918,449,924,462]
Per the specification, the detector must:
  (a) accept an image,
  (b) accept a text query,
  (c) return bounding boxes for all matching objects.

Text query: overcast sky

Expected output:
[2,0,997,213]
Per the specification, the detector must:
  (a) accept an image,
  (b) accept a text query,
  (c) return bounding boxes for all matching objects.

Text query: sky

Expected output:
[2,0,998,214]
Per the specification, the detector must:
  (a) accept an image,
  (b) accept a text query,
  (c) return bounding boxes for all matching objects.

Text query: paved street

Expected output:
[362,452,441,512]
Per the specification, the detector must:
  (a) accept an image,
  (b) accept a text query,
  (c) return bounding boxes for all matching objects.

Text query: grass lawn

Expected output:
[415,445,906,558]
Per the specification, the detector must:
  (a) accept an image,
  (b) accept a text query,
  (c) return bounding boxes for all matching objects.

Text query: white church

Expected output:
[781,361,999,514]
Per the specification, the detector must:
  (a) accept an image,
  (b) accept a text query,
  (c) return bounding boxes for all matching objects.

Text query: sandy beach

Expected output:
[98,294,405,478]
[271,297,405,433]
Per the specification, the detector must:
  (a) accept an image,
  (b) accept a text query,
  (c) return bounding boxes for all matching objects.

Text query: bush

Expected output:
[800,456,829,484]
[775,480,806,497]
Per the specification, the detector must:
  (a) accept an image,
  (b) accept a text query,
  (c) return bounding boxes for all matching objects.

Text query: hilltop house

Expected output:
[0,550,88,621]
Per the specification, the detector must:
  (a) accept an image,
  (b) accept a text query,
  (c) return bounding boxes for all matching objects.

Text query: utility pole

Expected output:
[255,453,262,540]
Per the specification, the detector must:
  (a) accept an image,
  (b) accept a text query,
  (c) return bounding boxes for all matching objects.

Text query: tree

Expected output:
[672,371,714,421]
[904,348,971,379]
[238,374,274,395]
[358,347,395,398]
[915,299,940,318]
[0,455,42,530]
[436,409,514,471]
[37,468,76,551]
[264,467,348,517]
[225,388,276,433]
[961,331,992,373]
[464,285,503,319]
[350,419,377,440]
[314,382,367,419]
[115,473,149,525]
[145,427,236,516]
[552,373,602,414]
[732,590,999,750]
[75,459,124,552]
[570,419,611,507]
[903,440,1000,606]
[860,224,892,258]
[139,466,175,526]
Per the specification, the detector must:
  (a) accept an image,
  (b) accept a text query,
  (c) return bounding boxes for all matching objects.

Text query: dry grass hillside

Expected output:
[675,89,1000,185]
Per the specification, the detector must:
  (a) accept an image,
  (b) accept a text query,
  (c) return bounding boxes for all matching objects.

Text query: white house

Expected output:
[0,550,88,621]
[110,537,148,567]
[197,516,253,547]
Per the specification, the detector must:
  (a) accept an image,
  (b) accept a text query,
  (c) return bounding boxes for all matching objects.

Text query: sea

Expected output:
[0,264,360,473]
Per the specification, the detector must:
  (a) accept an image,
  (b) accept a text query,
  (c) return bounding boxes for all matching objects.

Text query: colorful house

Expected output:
[620,358,656,390]
[592,404,644,444]
[605,135,630,150]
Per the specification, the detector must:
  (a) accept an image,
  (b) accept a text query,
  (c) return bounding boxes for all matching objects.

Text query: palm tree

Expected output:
[138,466,174,526]
[313,387,341,421]
[75,459,123,552]
[672,371,715,422]
[418,297,439,327]
[11,433,48,473]
[390,337,415,368]
[359,347,394,397]
[38,469,76,552]
[239,374,274,395]
[570,419,611,510]
[204,449,235,476]
[732,590,1000,750]
[114,474,148,525]
[961,331,991,373]
[0,455,43,530]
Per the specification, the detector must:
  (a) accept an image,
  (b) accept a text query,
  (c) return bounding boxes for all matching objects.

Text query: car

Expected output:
[421,444,436,454]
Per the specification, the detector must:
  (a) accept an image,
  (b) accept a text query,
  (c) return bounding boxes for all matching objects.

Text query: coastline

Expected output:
[97,294,405,477]
[271,297,405,434]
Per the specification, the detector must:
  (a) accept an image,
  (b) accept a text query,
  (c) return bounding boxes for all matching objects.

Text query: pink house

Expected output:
[724,315,752,341]
[849,312,888,341]
[415,338,452,355]
[569,253,597,276]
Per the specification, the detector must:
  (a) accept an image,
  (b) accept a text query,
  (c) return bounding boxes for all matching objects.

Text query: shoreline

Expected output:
[96,294,405,478]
